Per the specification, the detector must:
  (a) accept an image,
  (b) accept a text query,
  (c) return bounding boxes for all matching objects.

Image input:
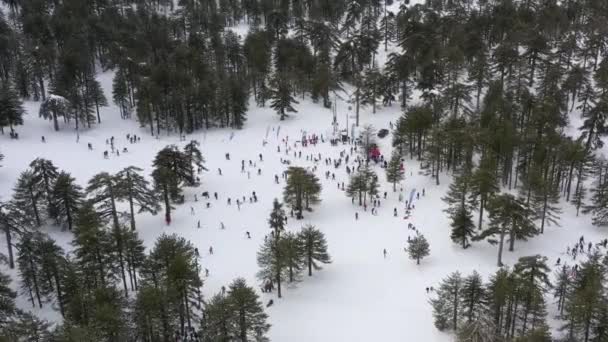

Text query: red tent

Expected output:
[369,146,381,160]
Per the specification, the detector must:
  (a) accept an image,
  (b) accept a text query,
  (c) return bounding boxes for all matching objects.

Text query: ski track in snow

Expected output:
[0,1,606,340]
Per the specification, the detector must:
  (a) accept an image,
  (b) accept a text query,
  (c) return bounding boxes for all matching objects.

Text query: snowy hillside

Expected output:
[0,65,605,340]
[2,0,608,341]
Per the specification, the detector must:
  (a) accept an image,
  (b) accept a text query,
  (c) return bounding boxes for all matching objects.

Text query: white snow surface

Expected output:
[0,1,606,340]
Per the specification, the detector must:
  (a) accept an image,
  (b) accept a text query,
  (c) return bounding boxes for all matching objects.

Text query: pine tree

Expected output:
[133,285,169,341]
[257,234,288,299]
[360,67,382,114]
[270,72,298,120]
[38,95,71,131]
[584,172,608,226]
[122,229,146,291]
[407,233,430,265]
[359,124,377,158]
[528,162,562,234]
[268,199,286,238]
[29,158,59,221]
[227,278,270,341]
[461,271,486,324]
[474,194,537,267]
[80,286,130,340]
[152,145,191,224]
[0,82,25,132]
[112,69,131,119]
[71,203,116,290]
[380,71,396,106]
[517,327,552,342]
[0,268,19,330]
[561,251,606,342]
[450,205,476,250]
[512,255,551,336]
[52,171,83,230]
[12,170,43,227]
[203,293,232,341]
[572,183,586,217]
[86,172,130,296]
[115,166,159,231]
[281,232,303,283]
[431,271,462,331]
[456,313,496,342]
[88,77,107,124]
[385,151,404,192]
[0,201,35,269]
[443,166,477,249]
[283,166,322,219]
[142,234,202,336]
[2,312,51,341]
[470,154,498,230]
[346,172,367,206]
[347,164,379,206]
[183,140,206,186]
[484,267,514,337]
[37,235,68,317]
[423,124,448,185]
[259,200,288,298]
[297,225,331,276]
[17,232,46,309]
[553,265,572,318]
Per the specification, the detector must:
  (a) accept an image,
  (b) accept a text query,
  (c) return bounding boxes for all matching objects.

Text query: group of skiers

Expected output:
[563,236,608,262]
[183,123,428,302]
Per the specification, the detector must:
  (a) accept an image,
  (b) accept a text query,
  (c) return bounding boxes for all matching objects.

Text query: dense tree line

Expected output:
[432,255,553,341]
[432,251,608,342]
[0,0,391,134]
